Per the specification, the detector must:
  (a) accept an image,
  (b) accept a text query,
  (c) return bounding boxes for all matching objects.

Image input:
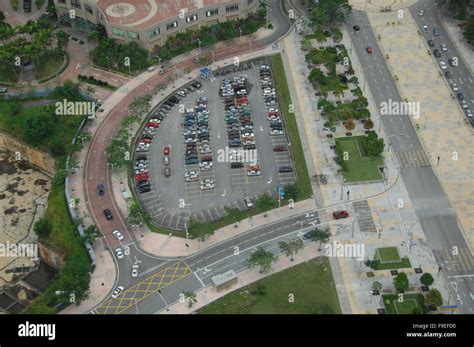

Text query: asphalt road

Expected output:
[346,10,473,313]
[410,0,473,124]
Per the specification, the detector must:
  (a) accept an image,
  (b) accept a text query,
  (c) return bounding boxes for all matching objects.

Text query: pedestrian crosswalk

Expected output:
[352,200,377,233]
[395,150,430,168]
[433,248,474,273]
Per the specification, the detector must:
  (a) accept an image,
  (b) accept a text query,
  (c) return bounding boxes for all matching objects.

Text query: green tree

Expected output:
[247,247,276,274]
[363,118,374,129]
[307,228,331,251]
[255,193,276,210]
[393,272,409,291]
[278,238,304,261]
[425,289,443,308]
[128,200,150,225]
[309,0,352,28]
[182,291,197,308]
[82,225,101,244]
[23,301,56,314]
[33,217,51,239]
[364,259,380,270]
[420,273,434,286]
[24,110,55,143]
[188,220,215,241]
[283,183,298,201]
[361,130,384,157]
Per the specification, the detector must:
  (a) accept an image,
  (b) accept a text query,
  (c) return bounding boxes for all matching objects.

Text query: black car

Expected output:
[457,92,464,100]
[428,39,435,47]
[139,186,151,194]
[229,141,241,148]
[278,166,293,173]
[231,162,244,169]
[433,49,441,57]
[243,144,256,150]
[103,209,113,220]
[444,71,452,78]
[97,183,105,196]
[353,25,360,32]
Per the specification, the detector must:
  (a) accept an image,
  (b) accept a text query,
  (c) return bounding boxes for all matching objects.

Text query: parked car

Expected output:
[115,247,124,260]
[273,145,287,152]
[132,265,139,278]
[366,46,373,54]
[433,49,441,58]
[433,28,440,36]
[278,166,293,173]
[427,39,435,47]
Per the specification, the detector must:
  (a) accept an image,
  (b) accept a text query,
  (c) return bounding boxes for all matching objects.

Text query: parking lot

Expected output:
[133,59,296,230]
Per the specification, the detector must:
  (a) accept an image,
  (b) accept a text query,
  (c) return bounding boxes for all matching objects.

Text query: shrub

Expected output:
[420,273,434,286]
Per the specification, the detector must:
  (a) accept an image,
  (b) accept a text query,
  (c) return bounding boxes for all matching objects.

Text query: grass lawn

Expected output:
[373,257,412,270]
[35,54,65,80]
[376,247,401,263]
[199,257,341,314]
[335,136,383,182]
[271,54,312,200]
[383,294,428,314]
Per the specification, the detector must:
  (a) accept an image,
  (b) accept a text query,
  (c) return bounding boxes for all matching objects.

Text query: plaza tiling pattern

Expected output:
[352,200,377,233]
[94,261,192,314]
[432,248,474,273]
[395,150,431,168]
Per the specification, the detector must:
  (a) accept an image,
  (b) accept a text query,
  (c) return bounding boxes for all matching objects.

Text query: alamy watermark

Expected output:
[55,99,96,119]
[380,98,420,119]
[324,241,365,261]
[216,147,258,165]
[0,241,38,259]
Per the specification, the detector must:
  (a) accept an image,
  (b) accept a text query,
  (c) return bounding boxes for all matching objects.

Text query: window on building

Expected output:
[247,0,254,4]
[186,14,198,23]
[128,31,138,39]
[226,4,239,12]
[148,27,160,38]
[58,0,66,4]
[166,21,178,31]
[206,8,218,17]
[112,27,125,37]
[85,4,93,14]
[71,0,81,9]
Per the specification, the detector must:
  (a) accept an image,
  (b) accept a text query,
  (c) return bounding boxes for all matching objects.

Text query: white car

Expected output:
[185,170,199,181]
[111,286,124,299]
[199,161,213,168]
[268,107,279,113]
[244,197,254,209]
[115,247,124,260]
[422,25,428,32]
[112,230,124,241]
[270,129,284,135]
[465,109,472,118]
[247,169,261,176]
[439,61,447,70]
[461,100,468,109]
[451,83,459,92]
[201,165,213,171]
[418,9,424,16]
[440,44,448,52]
[200,179,215,190]
[131,265,139,278]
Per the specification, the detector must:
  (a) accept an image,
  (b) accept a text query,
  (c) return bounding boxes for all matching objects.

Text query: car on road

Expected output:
[97,183,105,196]
[465,109,472,118]
[440,43,448,52]
[457,92,465,100]
[427,39,435,47]
[134,173,150,182]
[450,81,459,92]
[112,230,124,241]
[163,146,170,155]
[132,265,139,278]
[445,71,452,79]
[333,210,349,219]
[418,9,425,16]
[422,25,428,32]
[366,46,373,54]
[433,49,441,58]
[433,28,440,36]
[353,25,360,31]
[115,248,124,260]
[461,100,468,109]
[164,167,171,177]
[0,87,7,93]
[111,286,124,299]
[103,209,113,220]
[439,61,447,70]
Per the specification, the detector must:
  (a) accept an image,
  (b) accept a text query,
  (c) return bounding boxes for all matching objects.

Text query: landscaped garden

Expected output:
[199,257,341,314]
[382,293,428,314]
[335,136,384,182]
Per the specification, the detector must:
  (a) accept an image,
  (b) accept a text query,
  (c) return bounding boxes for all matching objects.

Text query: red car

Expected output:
[146,122,160,128]
[163,146,170,156]
[366,46,373,54]
[236,97,248,102]
[140,138,152,144]
[333,210,349,219]
[273,145,287,152]
[134,173,150,182]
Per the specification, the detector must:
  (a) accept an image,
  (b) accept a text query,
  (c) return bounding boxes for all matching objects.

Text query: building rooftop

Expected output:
[96,0,227,30]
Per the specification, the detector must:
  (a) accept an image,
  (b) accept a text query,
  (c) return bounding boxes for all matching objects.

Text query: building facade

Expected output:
[54,0,259,51]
